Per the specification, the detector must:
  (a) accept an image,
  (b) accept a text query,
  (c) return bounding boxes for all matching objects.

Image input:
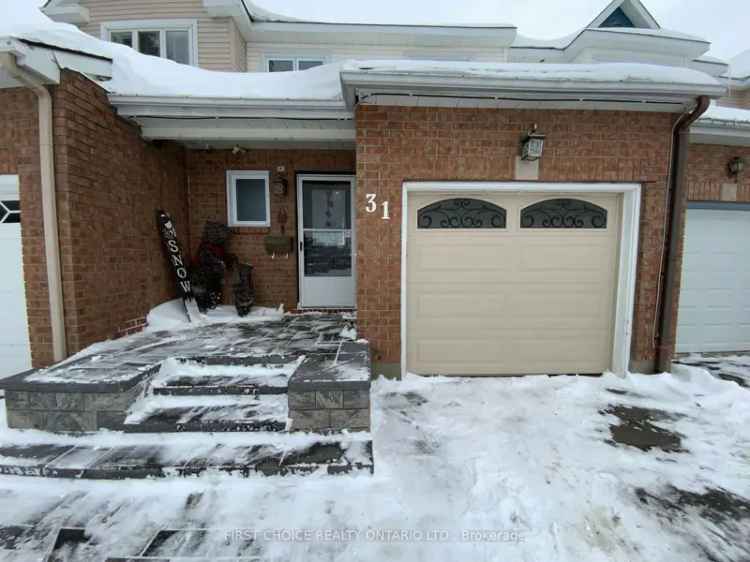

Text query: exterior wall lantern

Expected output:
[728,156,745,178]
[521,124,546,161]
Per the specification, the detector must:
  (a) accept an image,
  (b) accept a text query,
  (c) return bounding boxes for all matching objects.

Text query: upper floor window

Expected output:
[266,57,325,72]
[103,20,197,65]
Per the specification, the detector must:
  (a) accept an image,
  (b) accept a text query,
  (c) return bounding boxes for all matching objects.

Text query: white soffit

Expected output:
[134,117,355,146]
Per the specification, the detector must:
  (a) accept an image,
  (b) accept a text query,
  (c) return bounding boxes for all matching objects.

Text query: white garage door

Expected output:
[407,192,622,376]
[0,176,31,378]
[677,206,750,353]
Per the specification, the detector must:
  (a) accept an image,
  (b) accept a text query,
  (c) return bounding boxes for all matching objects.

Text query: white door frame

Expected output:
[297,173,357,309]
[401,181,642,377]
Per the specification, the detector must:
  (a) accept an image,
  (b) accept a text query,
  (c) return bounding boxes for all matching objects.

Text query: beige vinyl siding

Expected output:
[78,0,242,71]
[247,43,508,72]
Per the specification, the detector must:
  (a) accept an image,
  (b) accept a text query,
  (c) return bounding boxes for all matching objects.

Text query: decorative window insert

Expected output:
[226,171,271,227]
[418,198,507,229]
[103,20,197,65]
[0,200,20,224]
[266,57,325,72]
[520,198,608,229]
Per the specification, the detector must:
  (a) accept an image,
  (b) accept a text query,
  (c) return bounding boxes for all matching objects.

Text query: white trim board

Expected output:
[400,181,641,378]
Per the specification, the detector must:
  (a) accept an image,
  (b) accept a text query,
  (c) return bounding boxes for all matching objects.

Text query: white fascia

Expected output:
[564,29,709,62]
[0,37,112,83]
[108,94,352,120]
[0,38,60,84]
[247,22,517,49]
[42,4,90,25]
[340,70,727,111]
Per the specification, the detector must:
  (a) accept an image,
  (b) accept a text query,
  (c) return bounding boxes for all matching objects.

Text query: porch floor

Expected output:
[0,305,373,475]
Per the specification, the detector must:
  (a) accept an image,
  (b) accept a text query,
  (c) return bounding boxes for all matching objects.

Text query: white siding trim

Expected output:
[400,181,641,378]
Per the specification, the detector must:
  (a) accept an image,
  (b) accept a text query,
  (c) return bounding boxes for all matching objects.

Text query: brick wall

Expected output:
[187,149,355,311]
[687,144,750,202]
[50,71,190,357]
[0,88,52,366]
[356,105,678,371]
[3,72,189,366]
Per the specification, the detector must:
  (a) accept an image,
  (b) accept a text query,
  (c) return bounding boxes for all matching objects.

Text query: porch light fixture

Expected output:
[521,124,546,162]
[728,156,745,177]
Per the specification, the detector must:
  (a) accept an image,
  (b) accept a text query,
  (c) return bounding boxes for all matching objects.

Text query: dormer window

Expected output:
[266,57,325,72]
[103,20,197,65]
[600,6,637,28]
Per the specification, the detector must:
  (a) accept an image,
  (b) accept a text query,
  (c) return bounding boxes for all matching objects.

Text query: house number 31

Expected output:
[365,193,390,220]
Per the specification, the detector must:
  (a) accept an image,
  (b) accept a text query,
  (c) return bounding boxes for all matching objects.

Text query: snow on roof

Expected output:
[342,60,720,89]
[1,1,343,101]
[244,0,513,27]
[727,49,750,80]
[699,102,750,125]
[512,26,709,51]
[1,0,110,60]
[0,1,721,104]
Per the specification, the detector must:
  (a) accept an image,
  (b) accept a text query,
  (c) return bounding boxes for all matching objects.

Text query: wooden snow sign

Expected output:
[157,210,192,299]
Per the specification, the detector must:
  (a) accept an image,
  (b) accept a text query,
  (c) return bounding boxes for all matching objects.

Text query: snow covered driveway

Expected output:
[1,366,749,561]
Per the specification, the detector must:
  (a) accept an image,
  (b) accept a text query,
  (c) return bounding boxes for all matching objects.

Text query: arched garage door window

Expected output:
[418,198,507,229]
[521,198,608,229]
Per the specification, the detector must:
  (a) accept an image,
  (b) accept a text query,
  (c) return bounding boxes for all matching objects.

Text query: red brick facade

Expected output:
[355,105,678,371]
[3,72,190,366]
[186,149,355,311]
[52,72,189,356]
[687,144,750,202]
[8,69,742,375]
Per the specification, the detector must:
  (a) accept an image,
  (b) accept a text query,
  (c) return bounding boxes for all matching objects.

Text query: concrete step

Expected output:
[0,439,373,480]
[151,374,288,396]
[123,395,287,433]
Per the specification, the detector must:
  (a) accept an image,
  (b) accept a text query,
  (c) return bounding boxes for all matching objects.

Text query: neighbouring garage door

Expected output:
[406,192,622,375]
[676,206,750,353]
[0,176,31,378]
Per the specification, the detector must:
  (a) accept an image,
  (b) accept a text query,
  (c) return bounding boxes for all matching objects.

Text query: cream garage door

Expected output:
[676,207,750,353]
[407,192,621,375]
[0,176,31,378]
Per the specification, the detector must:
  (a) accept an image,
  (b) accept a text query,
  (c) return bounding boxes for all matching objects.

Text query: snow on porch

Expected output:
[0,361,748,560]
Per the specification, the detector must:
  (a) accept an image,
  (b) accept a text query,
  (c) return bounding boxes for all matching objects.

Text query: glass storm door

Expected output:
[297,175,356,308]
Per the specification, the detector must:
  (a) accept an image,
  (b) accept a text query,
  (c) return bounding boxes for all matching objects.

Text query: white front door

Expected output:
[677,206,750,353]
[297,175,356,308]
[0,176,32,378]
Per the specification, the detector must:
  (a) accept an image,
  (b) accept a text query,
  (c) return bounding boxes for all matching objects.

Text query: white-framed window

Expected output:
[265,56,326,72]
[102,20,198,65]
[226,171,271,227]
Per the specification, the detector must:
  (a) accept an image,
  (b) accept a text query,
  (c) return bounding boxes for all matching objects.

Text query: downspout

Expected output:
[656,95,710,373]
[0,53,67,362]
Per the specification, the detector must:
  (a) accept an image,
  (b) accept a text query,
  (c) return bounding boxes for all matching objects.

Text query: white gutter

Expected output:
[108,95,352,119]
[0,51,67,362]
[340,70,727,108]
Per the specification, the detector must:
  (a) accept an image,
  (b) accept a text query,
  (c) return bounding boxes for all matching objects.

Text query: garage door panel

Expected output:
[408,191,620,375]
[416,335,610,374]
[0,176,31,378]
[677,208,750,353]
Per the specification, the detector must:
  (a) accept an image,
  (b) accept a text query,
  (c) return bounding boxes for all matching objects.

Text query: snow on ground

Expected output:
[0,365,748,561]
[145,299,283,333]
